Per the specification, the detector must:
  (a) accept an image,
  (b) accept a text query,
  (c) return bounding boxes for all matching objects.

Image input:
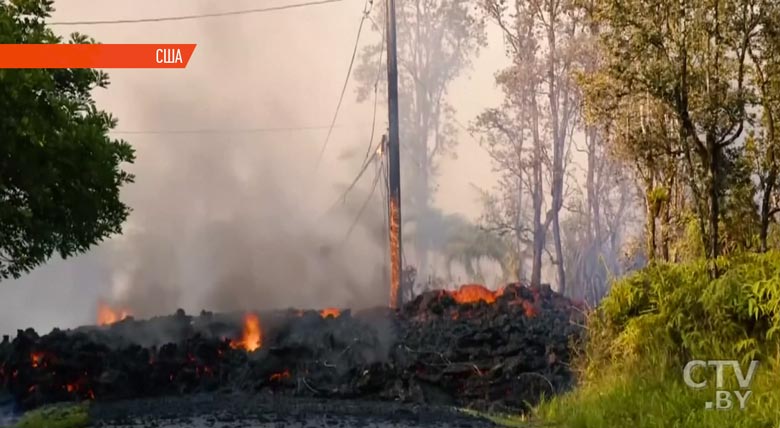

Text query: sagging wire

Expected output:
[340,141,386,246]
[314,0,375,169]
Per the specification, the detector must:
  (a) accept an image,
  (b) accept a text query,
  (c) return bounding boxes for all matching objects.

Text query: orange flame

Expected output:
[269,368,291,382]
[230,313,263,352]
[319,308,341,318]
[449,284,499,304]
[388,198,401,309]
[522,300,539,318]
[97,300,131,326]
[30,352,43,368]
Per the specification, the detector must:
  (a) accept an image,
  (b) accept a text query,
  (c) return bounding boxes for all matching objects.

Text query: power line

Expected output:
[109,124,360,136]
[320,135,384,219]
[341,155,384,245]
[49,0,348,26]
[318,4,384,220]
[314,0,373,168]
[359,11,386,173]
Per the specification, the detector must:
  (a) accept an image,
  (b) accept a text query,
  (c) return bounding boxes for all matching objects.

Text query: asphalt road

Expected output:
[89,394,500,428]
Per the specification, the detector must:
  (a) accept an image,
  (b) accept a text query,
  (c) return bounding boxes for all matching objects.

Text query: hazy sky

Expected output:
[0,0,508,335]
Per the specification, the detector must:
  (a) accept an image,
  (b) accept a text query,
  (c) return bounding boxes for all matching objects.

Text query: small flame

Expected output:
[97,300,131,326]
[522,300,539,318]
[449,284,499,304]
[66,384,77,393]
[269,368,291,382]
[319,308,341,318]
[30,352,43,368]
[230,313,263,352]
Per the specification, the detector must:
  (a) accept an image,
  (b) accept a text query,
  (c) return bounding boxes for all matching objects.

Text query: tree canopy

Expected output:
[0,0,135,279]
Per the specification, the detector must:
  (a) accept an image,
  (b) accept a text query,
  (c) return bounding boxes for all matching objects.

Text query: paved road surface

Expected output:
[89,394,499,428]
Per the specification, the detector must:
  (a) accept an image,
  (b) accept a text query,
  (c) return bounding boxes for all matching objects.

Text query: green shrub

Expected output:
[525,253,780,428]
[14,403,88,428]
[594,252,780,371]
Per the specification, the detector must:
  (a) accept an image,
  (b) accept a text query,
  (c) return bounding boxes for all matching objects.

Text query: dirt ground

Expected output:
[88,393,499,428]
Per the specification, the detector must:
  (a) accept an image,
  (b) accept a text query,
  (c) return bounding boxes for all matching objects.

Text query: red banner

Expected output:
[0,44,197,69]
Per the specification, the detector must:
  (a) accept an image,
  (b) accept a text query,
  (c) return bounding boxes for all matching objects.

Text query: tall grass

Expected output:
[526,252,780,428]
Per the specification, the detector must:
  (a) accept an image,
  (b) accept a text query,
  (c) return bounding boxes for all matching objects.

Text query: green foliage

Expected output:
[14,403,89,428]
[534,365,780,428]
[0,0,135,279]
[720,151,761,254]
[597,253,780,367]
[670,212,706,262]
[525,253,780,428]
[586,0,761,260]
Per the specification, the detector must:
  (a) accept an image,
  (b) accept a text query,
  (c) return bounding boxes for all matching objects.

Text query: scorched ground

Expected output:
[0,283,584,422]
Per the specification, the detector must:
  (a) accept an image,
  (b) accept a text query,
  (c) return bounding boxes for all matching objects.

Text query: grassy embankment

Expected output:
[6,403,88,428]
[489,252,780,428]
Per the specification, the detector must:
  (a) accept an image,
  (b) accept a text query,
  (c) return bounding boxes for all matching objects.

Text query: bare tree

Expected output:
[476,0,580,292]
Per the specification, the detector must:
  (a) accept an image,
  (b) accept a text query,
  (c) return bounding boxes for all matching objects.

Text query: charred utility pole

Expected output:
[385,0,403,309]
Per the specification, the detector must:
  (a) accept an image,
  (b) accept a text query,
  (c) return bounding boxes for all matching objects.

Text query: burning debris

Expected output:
[97,301,132,326]
[0,283,583,413]
[229,313,263,352]
[319,308,341,318]
[448,284,502,305]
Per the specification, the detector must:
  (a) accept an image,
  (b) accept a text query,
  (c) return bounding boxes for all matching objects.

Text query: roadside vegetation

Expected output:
[12,403,88,428]
[524,253,780,428]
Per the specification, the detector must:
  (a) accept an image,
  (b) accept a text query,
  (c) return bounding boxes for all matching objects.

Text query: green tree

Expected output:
[747,1,780,252]
[590,0,759,268]
[0,0,135,279]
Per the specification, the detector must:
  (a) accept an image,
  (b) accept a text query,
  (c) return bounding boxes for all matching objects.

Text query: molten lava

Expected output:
[230,313,263,352]
[30,352,43,368]
[97,300,131,326]
[269,368,291,382]
[449,284,499,304]
[319,308,341,318]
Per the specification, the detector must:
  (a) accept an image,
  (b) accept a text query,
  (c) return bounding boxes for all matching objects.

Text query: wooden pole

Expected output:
[385,0,402,309]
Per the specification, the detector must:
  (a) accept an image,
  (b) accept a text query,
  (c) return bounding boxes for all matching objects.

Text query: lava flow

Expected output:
[230,313,263,351]
[30,352,44,368]
[269,368,291,382]
[449,284,502,304]
[319,308,341,318]
[97,300,131,326]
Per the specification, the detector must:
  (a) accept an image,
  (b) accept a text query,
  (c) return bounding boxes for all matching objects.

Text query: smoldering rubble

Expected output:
[0,283,583,414]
